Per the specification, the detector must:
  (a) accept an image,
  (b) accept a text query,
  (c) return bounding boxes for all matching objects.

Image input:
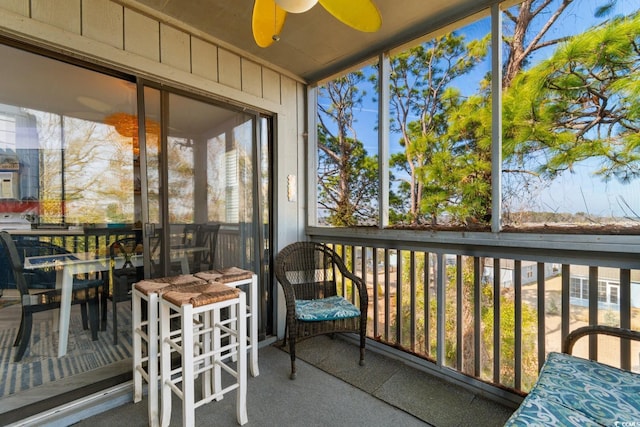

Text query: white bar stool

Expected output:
[132,275,206,427]
[159,282,248,427]
[194,267,259,377]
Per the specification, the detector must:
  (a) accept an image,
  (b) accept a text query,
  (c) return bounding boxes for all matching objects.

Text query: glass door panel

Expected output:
[166,92,259,274]
[141,85,164,278]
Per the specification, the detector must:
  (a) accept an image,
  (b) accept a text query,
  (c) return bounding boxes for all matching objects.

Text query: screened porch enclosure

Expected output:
[1,0,640,424]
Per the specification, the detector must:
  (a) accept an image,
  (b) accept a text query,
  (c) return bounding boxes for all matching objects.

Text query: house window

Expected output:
[570,276,621,307]
[570,277,587,300]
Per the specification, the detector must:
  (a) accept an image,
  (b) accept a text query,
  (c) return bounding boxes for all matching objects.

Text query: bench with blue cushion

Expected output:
[505,325,640,426]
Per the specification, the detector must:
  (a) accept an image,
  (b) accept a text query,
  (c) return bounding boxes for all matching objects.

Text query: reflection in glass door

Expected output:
[142,90,262,278]
[140,85,163,278]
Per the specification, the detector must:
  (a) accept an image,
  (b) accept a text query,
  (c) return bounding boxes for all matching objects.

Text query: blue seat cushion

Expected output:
[295,295,361,322]
[505,352,640,426]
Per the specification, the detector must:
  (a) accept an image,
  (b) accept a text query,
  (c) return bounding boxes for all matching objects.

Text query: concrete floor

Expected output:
[72,336,515,427]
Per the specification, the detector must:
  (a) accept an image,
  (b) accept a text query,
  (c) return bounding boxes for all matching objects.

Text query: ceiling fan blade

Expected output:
[252,0,287,48]
[318,0,382,32]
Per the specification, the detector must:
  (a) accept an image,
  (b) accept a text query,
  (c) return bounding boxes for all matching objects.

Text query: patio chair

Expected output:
[194,223,220,271]
[164,223,201,275]
[0,231,103,362]
[102,237,141,345]
[274,241,368,379]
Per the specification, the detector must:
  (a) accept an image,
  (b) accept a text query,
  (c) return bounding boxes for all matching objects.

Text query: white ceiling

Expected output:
[126,0,496,83]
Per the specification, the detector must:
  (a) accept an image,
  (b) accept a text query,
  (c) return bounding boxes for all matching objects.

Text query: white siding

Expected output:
[1,0,28,16]
[124,8,160,62]
[241,59,262,98]
[160,24,190,72]
[32,0,81,34]
[262,68,281,104]
[191,37,218,82]
[218,48,241,90]
[82,0,124,49]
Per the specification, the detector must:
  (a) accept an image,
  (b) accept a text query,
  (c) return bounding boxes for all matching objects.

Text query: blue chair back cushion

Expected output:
[295,295,360,322]
[505,352,640,426]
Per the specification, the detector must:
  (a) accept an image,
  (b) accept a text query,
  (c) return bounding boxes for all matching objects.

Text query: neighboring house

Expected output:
[483,259,559,288]
[569,265,640,309]
[482,260,640,309]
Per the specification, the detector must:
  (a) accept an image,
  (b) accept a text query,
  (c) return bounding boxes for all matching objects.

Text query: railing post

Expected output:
[436,253,445,367]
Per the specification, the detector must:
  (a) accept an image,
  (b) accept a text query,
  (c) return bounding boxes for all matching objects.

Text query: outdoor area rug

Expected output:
[0,303,132,398]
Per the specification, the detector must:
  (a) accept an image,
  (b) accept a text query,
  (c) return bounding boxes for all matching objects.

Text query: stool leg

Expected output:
[182,304,196,427]
[160,301,172,427]
[249,275,259,377]
[132,289,143,403]
[229,303,237,364]
[201,308,213,401]
[212,300,223,400]
[148,293,160,427]
[237,292,248,425]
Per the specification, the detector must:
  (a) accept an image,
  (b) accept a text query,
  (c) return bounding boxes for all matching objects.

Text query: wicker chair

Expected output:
[274,242,368,379]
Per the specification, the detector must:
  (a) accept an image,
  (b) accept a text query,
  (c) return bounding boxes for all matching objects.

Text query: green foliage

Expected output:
[318,73,379,226]
[503,12,640,183]
[389,31,492,226]
[482,289,539,390]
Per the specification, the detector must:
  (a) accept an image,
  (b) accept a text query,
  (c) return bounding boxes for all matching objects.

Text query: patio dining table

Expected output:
[24,245,207,357]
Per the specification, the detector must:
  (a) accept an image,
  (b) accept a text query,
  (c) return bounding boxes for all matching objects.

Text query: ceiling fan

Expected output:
[252,0,382,48]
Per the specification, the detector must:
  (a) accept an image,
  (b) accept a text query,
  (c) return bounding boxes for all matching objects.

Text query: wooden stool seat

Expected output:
[194,267,254,283]
[161,282,240,307]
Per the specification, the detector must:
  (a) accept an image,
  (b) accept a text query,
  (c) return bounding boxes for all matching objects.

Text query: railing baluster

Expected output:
[473,256,481,378]
[456,254,463,370]
[360,245,365,307]
[537,262,546,372]
[384,248,390,342]
[561,264,570,345]
[425,251,431,357]
[514,259,522,391]
[589,266,598,359]
[621,268,631,370]
[493,257,500,384]
[410,251,416,352]
[436,253,445,367]
[396,249,403,347]
[373,247,379,339]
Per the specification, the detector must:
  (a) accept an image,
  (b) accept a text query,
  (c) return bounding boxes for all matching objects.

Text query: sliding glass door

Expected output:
[0,42,271,421]
[141,86,263,278]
